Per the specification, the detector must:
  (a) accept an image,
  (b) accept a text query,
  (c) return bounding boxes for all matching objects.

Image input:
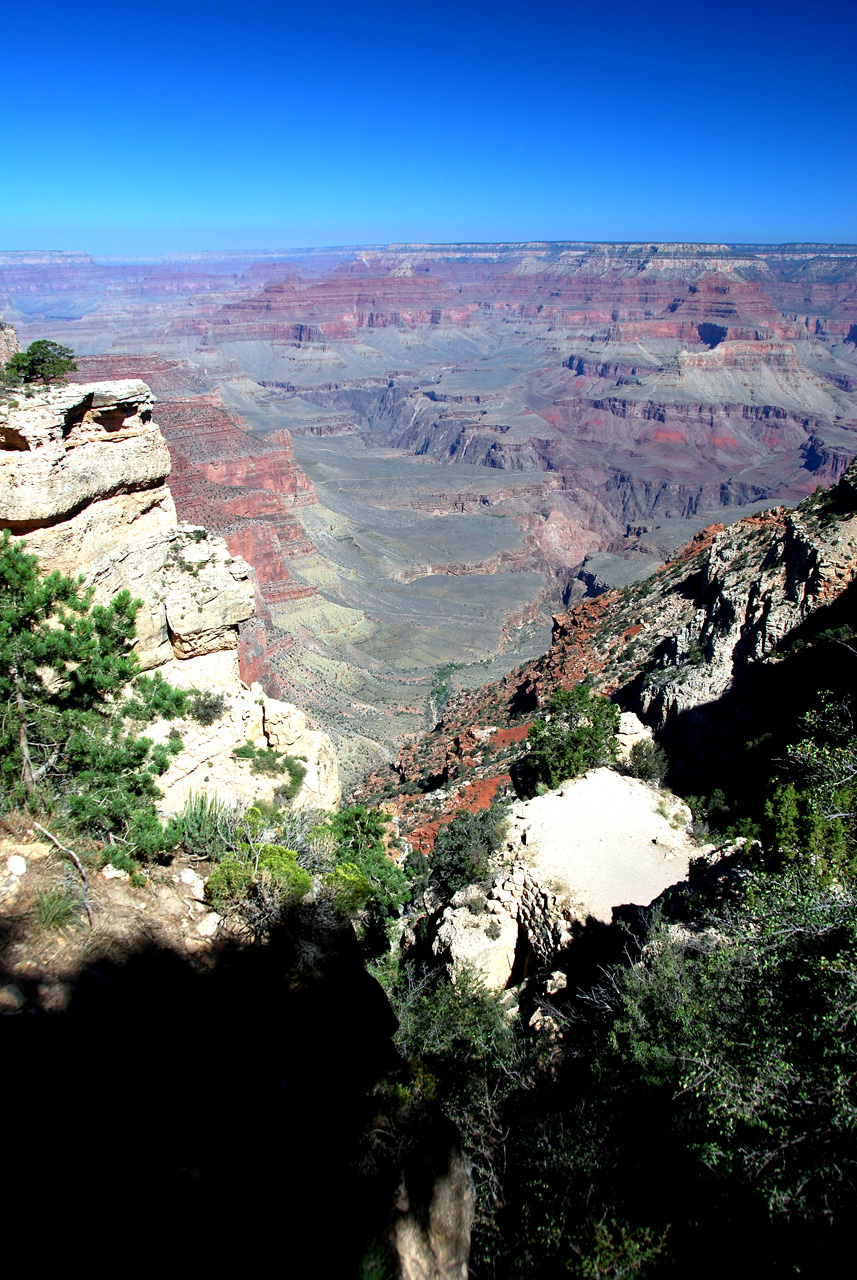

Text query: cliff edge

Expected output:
[0,379,340,812]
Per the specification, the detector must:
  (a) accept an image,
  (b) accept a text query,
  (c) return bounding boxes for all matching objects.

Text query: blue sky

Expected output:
[1,0,855,254]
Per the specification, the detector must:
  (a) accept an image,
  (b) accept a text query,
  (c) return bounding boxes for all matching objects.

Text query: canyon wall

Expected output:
[9,244,857,785]
[358,460,857,849]
[0,377,340,812]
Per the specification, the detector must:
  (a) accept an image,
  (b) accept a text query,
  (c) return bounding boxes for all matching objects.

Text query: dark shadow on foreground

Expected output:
[0,902,415,1270]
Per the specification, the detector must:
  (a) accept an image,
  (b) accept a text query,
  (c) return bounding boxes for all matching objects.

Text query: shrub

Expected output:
[604,870,857,1224]
[190,689,226,726]
[320,805,410,955]
[625,738,669,784]
[258,844,312,897]
[203,802,315,925]
[205,855,254,912]
[176,791,237,861]
[232,739,307,794]
[409,803,508,901]
[522,686,619,792]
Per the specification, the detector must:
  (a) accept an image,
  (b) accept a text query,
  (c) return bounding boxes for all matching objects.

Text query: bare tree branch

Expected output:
[34,821,94,928]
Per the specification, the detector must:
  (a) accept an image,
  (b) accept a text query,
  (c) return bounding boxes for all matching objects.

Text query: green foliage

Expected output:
[0,530,137,803]
[257,844,312,897]
[34,886,77,930]
[410,803,508,901]
[175,791,237,860]
[3,339,77,386]
[326,860,372,913]
[389,962,525,1263]
[625,738,669,785]
[685,639,705,667]
[322,805,410,954]
[205,855,254,912]
[393,962,519,1079]
[524,686,620,791]
[764,693,857,878]
[232,738,307,794]
[124,672,190,721]
[203,805,314,922]
[189,689,225,725]
[430,661,462,719]
[605,870,857,1222]
[0,532,192,862]
[566,1219,668,1279]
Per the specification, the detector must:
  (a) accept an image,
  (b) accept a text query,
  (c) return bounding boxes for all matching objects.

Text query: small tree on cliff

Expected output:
[522,685,620,792]
[0,532,183,851]
[3,339,77,386]
[0,530,139,796]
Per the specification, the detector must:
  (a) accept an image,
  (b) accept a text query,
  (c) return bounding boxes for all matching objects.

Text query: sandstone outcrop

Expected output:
[391,1146,475,1280]
[0,379,340,814]
[145,682,340,813]
[433,769,694,989]
[0,379,172,526]
[0,315,18,363]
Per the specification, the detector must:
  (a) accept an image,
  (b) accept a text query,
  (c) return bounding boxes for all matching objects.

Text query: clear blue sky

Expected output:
[1,0,855,254]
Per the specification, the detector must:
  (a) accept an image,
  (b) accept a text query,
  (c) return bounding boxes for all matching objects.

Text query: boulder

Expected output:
[391,1147,475,1280]
[615,711,653,763]
[434,885,519,990]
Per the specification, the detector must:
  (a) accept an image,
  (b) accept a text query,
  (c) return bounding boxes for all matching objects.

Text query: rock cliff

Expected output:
[434,769,695,990]
[0,315,18,363]
[360,458,857,848]
[0,378,340,812]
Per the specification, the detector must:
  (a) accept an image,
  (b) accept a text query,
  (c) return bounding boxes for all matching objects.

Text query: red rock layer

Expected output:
[193,271,477,342]
[154,397,318,602]
[71,358,319,694]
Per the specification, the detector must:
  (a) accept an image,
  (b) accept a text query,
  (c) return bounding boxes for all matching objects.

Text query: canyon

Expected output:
[4,242,857,788]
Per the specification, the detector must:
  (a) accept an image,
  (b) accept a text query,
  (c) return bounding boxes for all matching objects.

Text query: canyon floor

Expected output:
[4,242,857,788]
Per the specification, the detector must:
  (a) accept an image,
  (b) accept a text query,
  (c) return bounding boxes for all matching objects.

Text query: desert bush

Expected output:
[409,802,508,902]
[521,686,619,793]
[626,738,669,784]
[321,804,410,955]
[176,791,238,860]
[232,739,307,795]
[205,830,311,928]
[190,689,226,725]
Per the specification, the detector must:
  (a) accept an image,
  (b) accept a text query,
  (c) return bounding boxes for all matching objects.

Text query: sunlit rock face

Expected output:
[0,379,340,813]
[433,769,694,990]
[0,315,19,363]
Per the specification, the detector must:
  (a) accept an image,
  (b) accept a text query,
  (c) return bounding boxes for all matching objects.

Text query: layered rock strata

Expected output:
[0,379,340,812]
[360,460,857,850]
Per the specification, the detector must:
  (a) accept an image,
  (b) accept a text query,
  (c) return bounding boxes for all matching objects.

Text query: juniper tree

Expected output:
[3,339,77,386]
